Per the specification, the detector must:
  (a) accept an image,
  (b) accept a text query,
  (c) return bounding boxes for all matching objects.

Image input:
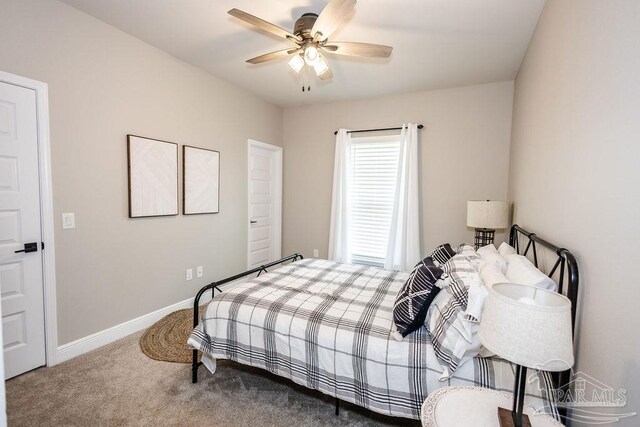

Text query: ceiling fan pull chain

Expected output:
[307,67,311,92]
[303,66,308,92]
[300,65,304,91]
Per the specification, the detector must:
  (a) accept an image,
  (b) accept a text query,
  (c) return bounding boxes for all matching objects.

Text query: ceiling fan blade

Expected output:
[319,66,333,81]
[322,42,392,58]
[246,48,300,64]
[311,0,357,41]
[228,9,301,43]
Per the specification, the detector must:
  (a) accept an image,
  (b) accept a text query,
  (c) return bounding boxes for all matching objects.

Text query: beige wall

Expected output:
[282,81,514,260]
[0,0,282,345]
[509,0,640,423]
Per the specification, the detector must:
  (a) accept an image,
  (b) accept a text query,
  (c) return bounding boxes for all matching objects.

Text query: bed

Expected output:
[188,225,579,420]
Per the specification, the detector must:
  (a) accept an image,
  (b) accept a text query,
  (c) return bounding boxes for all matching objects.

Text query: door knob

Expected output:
[250,220,257,224]
[15,242,38,253]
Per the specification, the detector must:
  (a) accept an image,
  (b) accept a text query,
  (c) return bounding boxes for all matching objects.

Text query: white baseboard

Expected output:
[54,279,246,364]
[55,297,194,364]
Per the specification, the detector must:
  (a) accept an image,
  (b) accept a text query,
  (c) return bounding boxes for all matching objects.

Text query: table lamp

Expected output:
[479,283,574,427]
[467,200,510,249]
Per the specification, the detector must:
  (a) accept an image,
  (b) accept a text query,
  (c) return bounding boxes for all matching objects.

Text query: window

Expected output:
[349,135,401,267]
[329,125,420,271]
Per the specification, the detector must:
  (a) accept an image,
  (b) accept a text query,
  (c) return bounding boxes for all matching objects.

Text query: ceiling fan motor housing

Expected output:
[294,13,319,39]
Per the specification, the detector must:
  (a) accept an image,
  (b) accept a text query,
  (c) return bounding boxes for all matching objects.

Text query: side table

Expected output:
[421,386,563,427]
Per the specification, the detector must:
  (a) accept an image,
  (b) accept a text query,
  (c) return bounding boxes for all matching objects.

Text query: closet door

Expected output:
[0,81,46,379]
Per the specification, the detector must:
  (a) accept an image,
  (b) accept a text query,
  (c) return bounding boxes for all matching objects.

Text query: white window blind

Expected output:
[349,135,401,267]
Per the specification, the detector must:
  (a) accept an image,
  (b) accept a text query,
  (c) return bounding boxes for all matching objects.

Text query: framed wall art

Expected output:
[183,145,220,215]
[127,135,179,218]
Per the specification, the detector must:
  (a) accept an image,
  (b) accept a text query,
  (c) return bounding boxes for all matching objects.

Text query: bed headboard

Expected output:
[509,225,579,418]
[509,224,579,336]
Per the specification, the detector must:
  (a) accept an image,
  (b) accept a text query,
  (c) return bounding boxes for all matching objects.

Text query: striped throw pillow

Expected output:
[393,257,443,338]
[427,243,457,266]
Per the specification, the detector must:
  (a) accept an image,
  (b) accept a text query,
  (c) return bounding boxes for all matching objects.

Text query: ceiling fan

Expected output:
[228,0,392,89]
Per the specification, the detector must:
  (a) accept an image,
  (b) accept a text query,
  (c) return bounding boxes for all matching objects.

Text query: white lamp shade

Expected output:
[467,200,510,229]
[304,45,319,65]
[313,55,329,76]
[479,282,574,372]
[288,55,304,73]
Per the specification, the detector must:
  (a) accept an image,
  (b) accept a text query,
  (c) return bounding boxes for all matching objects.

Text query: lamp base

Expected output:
[474,228,496,249]
[498,407,531,427]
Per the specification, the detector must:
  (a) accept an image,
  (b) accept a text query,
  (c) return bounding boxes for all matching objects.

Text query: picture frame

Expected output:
[127,134,179,218]
[182,145,220,215]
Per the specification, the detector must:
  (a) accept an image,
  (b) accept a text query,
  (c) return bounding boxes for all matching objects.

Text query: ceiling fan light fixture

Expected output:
[229,0,392,87]
[304,45,319,65]
[288,54,305,73]
[313,55,329,76]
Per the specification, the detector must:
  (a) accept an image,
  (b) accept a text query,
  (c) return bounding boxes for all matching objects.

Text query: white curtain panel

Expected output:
[328,129,353,263]
[385,123,421,271]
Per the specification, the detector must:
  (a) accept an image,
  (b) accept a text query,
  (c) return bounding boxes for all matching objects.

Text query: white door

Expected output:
[247,140,282,269]
[0,81,46,379]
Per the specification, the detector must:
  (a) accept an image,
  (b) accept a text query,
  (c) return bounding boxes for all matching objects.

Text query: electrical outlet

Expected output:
[313,249,319,258]
[186,268,193,281]
[196,266,203,278]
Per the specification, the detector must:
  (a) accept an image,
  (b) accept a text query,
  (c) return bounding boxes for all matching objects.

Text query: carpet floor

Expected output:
[6,331,420,426]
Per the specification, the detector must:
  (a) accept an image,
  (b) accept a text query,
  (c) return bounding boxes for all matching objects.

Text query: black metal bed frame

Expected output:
[191,253,304,383]
[190,225,579,420]
[509,224,579,422]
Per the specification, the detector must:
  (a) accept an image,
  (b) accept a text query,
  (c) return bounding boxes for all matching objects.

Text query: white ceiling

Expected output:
[59,0,545,107]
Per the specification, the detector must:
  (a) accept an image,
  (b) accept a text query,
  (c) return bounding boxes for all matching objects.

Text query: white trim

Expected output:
[56,278,247,364]
[56,297,193,363]
[0,71,58,367]
[247,139,283,269]
[0,277,6,427]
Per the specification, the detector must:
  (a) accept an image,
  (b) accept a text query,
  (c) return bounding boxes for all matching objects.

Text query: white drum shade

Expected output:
[466,200,509,229]
[479,282,574,372]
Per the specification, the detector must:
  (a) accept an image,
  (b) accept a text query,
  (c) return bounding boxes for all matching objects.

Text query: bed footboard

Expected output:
[191,253,304,383]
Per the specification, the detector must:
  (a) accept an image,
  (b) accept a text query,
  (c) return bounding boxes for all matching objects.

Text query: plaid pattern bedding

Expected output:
[188,258,557,420]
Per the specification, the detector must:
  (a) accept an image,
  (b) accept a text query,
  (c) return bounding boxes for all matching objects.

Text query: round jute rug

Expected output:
[139,306,205,364]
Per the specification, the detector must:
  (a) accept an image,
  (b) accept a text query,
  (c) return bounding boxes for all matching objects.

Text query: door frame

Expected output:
[247,139,282,269]
[0,70,58,366]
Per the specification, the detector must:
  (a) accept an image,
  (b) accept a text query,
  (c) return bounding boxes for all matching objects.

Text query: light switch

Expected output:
[186,268,193,281]
[62,213,75,229]
[196,266,203,278]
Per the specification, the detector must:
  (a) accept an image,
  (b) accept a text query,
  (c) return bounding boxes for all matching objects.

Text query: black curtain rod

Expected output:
[333,124,423,136]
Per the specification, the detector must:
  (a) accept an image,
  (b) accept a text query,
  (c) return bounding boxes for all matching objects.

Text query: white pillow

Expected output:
[505,255,558,292]
[498,242,517,257]
[465,279,488,321]
[479,261,508,289]
[476,244,507,274]
[458,243,475,252]
[476,244,497,256]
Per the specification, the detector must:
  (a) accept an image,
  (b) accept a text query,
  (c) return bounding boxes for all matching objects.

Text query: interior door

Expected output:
[248,142,281,269]
[0,81,46,379]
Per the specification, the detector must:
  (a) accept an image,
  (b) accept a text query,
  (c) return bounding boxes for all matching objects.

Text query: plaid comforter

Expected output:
[188,258,556,420]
